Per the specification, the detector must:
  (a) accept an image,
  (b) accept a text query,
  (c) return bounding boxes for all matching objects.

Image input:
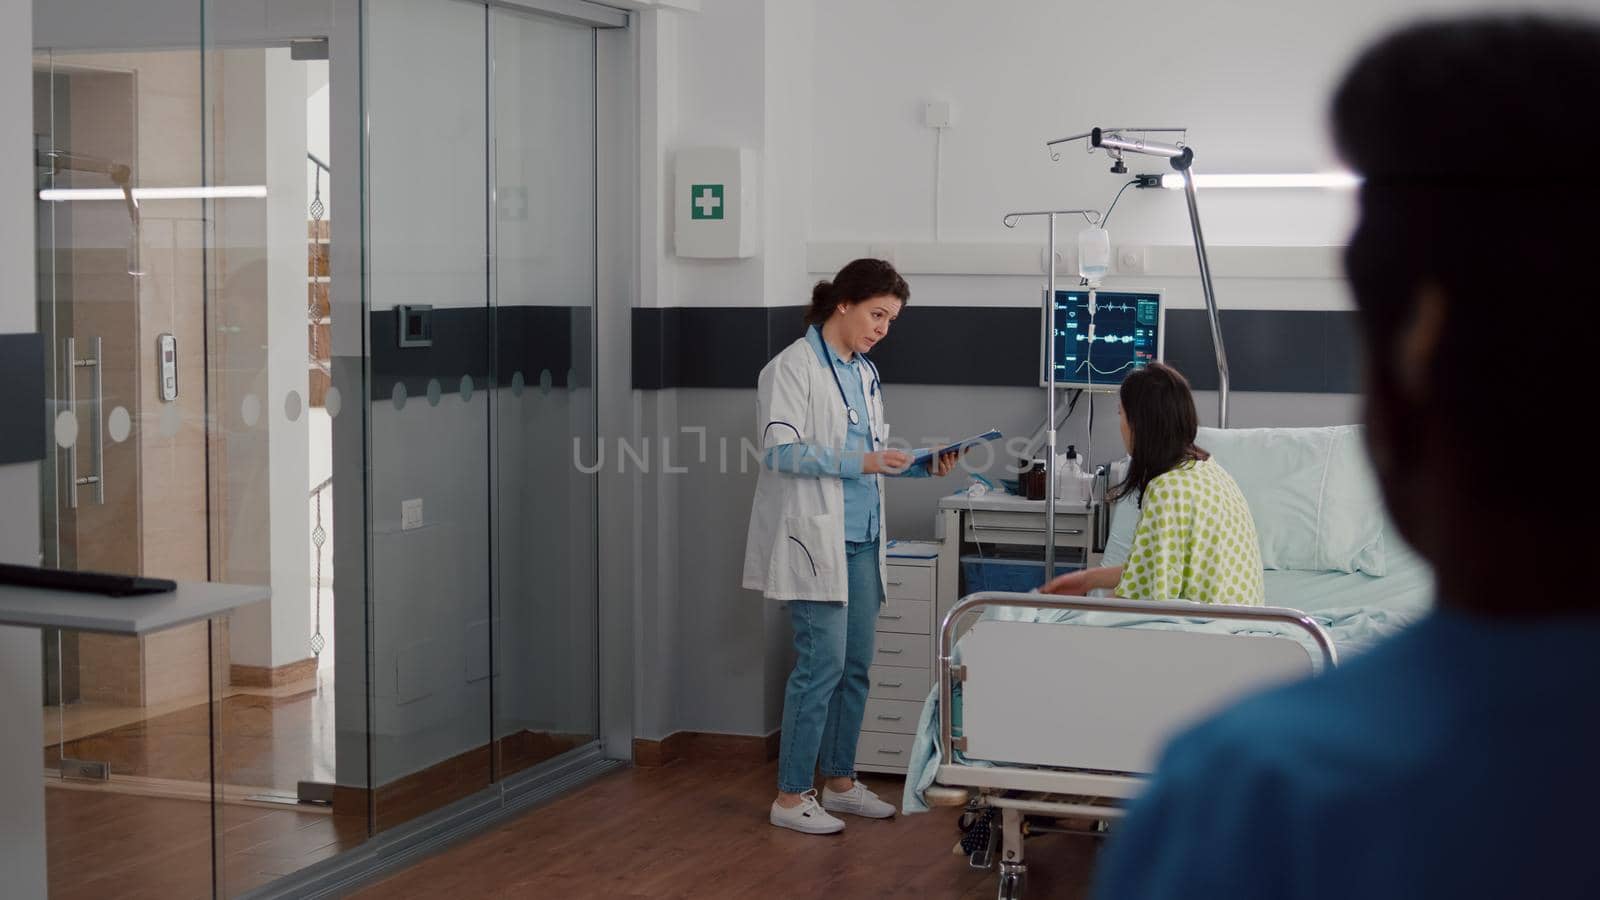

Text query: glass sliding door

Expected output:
[31,24,227,898]
[32,0,371,895]
[28,0,620,891]
[198,2,368,892]
[363,0,495,831]
[489,5,601,780]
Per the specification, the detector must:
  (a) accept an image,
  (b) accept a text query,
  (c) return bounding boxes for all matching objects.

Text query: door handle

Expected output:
[64,337,105,508]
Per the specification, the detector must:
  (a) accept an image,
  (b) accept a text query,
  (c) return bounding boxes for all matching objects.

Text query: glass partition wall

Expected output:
[31,0,612,894]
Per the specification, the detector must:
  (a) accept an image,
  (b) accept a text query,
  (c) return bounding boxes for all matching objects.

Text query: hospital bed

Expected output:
[900,425,1436,899]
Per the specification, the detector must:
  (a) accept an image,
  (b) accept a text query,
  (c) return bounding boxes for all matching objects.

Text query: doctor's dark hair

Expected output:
[1110,364,1209,509]
[1332,15,1600,614]
[806,258,910,326]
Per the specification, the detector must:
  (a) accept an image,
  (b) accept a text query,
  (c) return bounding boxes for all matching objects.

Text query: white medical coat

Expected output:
[743,335,888,603]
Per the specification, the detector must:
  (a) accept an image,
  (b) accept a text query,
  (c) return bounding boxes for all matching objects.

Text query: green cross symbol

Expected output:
[691,183,724,220]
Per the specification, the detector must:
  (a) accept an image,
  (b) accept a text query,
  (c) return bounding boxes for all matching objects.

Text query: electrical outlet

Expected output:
[922,99,954,129]
[1116,245,1150,276]
[401,498,423,531]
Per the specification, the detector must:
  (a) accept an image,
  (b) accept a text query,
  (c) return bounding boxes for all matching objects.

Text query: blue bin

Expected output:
[960,555,1080,595]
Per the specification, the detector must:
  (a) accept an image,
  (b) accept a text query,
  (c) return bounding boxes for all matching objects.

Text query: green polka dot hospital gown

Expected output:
[1119,458,1264,606]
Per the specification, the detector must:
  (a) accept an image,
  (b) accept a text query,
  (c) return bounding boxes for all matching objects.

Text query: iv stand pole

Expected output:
[1001,207,1101,579]
[1045,128,1232,426]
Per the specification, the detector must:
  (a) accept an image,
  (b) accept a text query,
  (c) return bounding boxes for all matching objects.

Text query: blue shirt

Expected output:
[1093,609,1600,900]
[763,326,928,542]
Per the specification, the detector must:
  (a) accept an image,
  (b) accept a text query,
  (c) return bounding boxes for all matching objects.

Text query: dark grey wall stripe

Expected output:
[0,333,47,465]
[632,306,1361,394]
[368,306,588,401]
[1165,310,1362,394]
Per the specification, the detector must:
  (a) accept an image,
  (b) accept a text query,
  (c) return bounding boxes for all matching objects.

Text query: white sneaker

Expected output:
[770,790,846,835]
[822,782,897,819]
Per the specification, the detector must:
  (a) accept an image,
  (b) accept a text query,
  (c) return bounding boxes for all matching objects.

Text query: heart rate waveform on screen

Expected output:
[1044,290,1163,389]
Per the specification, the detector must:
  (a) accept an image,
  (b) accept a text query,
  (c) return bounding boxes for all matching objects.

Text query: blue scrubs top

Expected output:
[1092,608,1600,900]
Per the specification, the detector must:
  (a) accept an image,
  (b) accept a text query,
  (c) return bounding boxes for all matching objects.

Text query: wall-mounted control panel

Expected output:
[396,304,433,348]
[157,333,178,402]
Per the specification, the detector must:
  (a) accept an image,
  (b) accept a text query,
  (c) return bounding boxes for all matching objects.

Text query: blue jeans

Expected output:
[777,539,881,794]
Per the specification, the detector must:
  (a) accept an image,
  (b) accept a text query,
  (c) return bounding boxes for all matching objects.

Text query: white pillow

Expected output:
[1196,425,1387,575]
[1101,489,1139,569]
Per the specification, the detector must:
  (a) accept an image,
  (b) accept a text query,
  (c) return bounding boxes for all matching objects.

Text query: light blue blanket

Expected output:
[900,564,1434,813]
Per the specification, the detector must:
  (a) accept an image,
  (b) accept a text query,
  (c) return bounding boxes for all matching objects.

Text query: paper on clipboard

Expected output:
[909,429,1003,466]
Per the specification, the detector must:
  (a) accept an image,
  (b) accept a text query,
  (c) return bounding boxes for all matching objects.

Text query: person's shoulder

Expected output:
[1197,455,1246,488]
[1159,622,1436,787]
[762,338,817,379]
[1144,462,1200,499]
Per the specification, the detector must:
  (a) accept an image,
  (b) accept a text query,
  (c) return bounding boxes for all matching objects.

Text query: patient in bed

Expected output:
[1093,15,1600,900]
[1040,363,1264,605]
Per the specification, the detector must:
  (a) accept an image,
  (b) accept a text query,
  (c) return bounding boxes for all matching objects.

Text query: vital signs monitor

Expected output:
[1040,288,1165,391]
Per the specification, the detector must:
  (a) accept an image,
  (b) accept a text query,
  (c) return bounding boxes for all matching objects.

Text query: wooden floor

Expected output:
[45,787,367,899]
[45,681,337,793]
[355,760,1103,899]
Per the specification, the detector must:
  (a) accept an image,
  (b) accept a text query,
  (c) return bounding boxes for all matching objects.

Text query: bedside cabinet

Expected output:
[855,551,937,774]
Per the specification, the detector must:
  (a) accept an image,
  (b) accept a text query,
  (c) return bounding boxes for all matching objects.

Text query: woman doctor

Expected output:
[744,258,959,835]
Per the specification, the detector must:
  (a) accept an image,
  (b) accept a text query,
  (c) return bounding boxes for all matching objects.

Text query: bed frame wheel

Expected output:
[926,786,970,807]
[997,862,1027,900]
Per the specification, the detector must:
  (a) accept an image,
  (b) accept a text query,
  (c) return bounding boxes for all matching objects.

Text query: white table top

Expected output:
[0,580,269,635]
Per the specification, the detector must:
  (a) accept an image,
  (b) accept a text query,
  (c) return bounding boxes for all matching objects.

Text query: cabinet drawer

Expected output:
[876,598,931,635]
[884,565,933,601]
[873,631,930,669]
[856,729,915,767]
[862,698,923,735]
[965,509,1091,548]
[868,665,931,702]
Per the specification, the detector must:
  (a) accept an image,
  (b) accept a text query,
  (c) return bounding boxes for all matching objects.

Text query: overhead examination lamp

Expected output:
[1046,127,1231,427]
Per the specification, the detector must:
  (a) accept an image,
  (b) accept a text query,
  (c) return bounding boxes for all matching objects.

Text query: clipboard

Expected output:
[909,429,1003,467]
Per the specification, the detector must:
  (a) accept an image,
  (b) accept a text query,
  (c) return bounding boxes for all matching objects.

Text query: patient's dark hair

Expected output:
[1332,15,1600,613]
[1111,364,1208,508]
[806,258,909,326]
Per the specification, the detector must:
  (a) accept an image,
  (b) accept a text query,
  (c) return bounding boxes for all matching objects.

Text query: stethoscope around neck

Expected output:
[826,349,882,442]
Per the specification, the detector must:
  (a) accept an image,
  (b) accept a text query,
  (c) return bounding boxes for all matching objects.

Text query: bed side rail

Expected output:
[936,591,1339,768]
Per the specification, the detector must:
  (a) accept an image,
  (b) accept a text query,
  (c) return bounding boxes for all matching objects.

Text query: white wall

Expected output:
[811,0,1588,250]
[306,59,329,210]
[627,0,823,739]
[264,47,313,667]
[3,2,39,565]
[668,0,768,308]
[3,0,49,893]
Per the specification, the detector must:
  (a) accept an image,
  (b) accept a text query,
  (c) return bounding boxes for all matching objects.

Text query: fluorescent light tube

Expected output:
[38,185,269,201]
[1160,173,1361,190]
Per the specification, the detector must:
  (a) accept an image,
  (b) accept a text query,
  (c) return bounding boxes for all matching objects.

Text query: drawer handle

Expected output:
[879,614,904,620]
[877,681,904,688]
[886,579,904,586]
[879,648,903,655]
[876,714,903,721]
[875,748,904,756]
[973,524,1085,535]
